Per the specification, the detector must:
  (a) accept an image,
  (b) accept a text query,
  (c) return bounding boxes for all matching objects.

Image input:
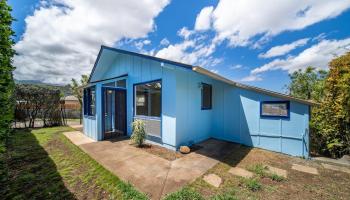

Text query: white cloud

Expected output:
[209,0,350,47]
[135,39,152,50]
[210,69,219,74]
[177,27,194,39]
[194,6,214,31]
[160,38,170,46]
[230,64,243,70]
[251,38,350,75]
[240,74,262,82]
[313,33,327,42]
[143,40,151,45]
[259,38,309,58]
[155,40,196,63]
[155,27,219,67]
[14,0,169,84]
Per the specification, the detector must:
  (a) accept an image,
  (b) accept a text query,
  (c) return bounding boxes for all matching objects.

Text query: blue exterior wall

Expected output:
[174,69,310,157]
[84,51,184,149]
[84,49,310,157]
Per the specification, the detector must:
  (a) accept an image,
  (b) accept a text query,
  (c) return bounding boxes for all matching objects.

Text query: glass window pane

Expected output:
[117,79,126,88]
[261,102,288,117]
[202,83,212,109]
[103,82,115,87]
[150,83,161,117]
[135,81,161,117]
[136,85,149,116]
[90,87,96,115]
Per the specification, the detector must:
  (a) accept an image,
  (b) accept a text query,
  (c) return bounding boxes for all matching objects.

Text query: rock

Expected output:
[228,167,254,178]
[203,174,222,188]
[291,164,319,175]
[179,146,190,154]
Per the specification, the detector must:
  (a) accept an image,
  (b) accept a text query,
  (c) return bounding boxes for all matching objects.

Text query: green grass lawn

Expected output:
[0,127,147,199]
[2,127,349,200]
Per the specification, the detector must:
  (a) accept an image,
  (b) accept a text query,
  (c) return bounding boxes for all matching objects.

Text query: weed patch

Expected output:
[164,187,204,200]
[244,178,262,191]
[248,163,285,182]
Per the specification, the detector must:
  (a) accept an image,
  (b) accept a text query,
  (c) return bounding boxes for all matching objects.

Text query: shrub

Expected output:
[131,120,146,147]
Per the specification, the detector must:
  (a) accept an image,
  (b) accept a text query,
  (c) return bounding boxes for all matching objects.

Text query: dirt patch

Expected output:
[188,144,350,200]
[136,143,204,161]
[137,143,184,161]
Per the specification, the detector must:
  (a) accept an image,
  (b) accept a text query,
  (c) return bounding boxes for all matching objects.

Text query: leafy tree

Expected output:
[312,53,350,157]
[14,84,63,128]
[287,67,327,102]
[287,54,350,158]
[0,0,15,189]
[70,74,89,124]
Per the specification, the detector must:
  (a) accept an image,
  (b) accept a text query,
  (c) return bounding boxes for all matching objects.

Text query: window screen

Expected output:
[261,101,289,118]
[201,83,212,110]
[135,81,161,117]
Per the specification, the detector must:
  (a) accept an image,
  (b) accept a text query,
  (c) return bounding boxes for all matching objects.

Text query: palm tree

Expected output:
[70,75,89,124]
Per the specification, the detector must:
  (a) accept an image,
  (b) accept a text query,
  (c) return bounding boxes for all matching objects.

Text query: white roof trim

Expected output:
[192,66,315,106]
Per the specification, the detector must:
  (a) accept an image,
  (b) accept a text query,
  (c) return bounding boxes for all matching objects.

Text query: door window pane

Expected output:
[83,86,96,116]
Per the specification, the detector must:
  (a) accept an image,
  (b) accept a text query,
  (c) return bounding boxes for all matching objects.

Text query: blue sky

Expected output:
[9,0,350,93]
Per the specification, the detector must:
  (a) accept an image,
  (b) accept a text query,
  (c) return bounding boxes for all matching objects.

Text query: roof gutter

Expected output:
[192,66,316,106]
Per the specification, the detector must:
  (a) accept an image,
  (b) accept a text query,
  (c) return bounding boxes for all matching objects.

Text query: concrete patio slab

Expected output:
[228,167,254,178]
[63,131,95,146]
[203,174,222,188]
[265,165,288,178]
[64,133,231,200]
[321,163,350,174]
[292,164,319,175]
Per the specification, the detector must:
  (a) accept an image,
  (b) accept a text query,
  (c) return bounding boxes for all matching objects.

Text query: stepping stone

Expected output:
[292,164,318,175]
[265,165,288,178]
[321,163,350,174]
[203,174,222,188]
[228,167,253,178]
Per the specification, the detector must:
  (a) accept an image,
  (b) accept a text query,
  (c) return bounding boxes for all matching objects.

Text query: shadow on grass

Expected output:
[0,128,76,199]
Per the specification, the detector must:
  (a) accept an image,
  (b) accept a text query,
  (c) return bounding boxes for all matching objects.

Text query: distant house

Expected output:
[83,46,313,157]
[61,95,80,109]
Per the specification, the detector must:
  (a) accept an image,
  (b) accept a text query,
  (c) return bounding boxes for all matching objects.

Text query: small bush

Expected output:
[164,187,204,200]
[131,120,146,147]
[244,178,262,191]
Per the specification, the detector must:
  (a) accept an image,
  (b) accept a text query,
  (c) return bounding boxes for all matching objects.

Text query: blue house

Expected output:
[83,45,313,158]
